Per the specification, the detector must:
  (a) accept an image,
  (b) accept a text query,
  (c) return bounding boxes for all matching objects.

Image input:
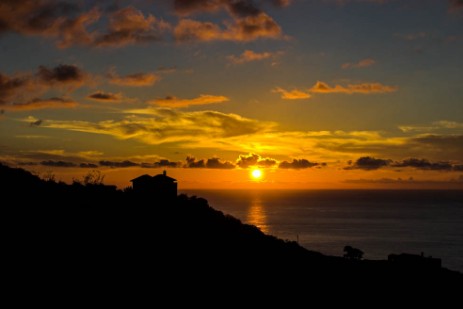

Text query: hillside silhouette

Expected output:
[1,163,461,297]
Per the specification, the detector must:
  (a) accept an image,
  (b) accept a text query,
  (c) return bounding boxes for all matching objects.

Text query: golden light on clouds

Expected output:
[310,81,398,94]
[272,87,311,100]
[149,94,229,108]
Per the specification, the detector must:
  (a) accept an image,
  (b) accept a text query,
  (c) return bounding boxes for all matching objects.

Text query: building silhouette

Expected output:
[130,171,177,199]
[388,253,441,269]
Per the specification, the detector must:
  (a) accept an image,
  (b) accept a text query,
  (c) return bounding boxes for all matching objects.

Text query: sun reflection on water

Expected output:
[247,196,268,234]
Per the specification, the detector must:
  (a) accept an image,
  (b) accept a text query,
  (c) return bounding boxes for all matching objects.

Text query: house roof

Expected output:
[130,174,152,182]
[130,173,177,183]
[152,174,177,182]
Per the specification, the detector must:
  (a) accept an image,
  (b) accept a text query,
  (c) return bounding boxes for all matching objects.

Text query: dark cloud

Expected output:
[0,73,30,105]
[41,160,76,167]
[227,0,261,17]
[80,163,98,168]
[173,0,221,15]
[30,119,43,127]
[174,0,290,16]
[16,161,39,166]
[1,64,86,110]
[37,64,84,84]
[412,134,463,148]
[347,156,462,172]
[453,165,463,171]
[0,0,99,48]
[392,158,453,171]
[258,158,278,167]
[185,156,234,169]
[99,160,139,168]
[278,159,319,169]
[271,0,291,7]
[185,156,206,168]
[206,158,235,169]
[450,0,463,10]
[87,91,121,102]
[346,156,391,170]
[95,6,170,47]
[141,160,180,168]
[236,153,277,168]
[411,134,463,158]
[173,0,283,42]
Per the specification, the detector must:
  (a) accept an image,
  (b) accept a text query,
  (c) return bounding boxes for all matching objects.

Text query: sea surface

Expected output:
[181,189,463,272]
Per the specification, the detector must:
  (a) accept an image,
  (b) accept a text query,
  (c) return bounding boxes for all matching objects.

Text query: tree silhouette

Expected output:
[344,245,364,260]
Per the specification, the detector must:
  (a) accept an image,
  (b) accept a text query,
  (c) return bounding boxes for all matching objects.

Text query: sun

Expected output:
[251,169,262,180]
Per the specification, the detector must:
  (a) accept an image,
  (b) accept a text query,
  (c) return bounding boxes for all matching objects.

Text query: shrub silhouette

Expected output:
[343,245,364,260]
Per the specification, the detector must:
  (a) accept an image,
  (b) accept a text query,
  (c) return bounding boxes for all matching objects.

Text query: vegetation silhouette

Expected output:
[344,245,364,260]
[1,163,461,296]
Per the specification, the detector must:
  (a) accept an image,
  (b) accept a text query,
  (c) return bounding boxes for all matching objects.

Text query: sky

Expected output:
[0,0,462,189]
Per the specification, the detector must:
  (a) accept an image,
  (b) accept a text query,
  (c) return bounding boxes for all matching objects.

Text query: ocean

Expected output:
[181,189,463,272]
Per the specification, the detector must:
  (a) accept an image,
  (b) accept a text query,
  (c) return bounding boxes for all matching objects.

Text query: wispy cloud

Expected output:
[272,87,311,100]
[395,32,427,41]
[228,50,278,64]
[399,120,463,133]
[108,69,160,87]
[149,94,229,108]
[341,58,376,69]
[3,97,78,111]
[43,108,276,146]
[310,81,397,94]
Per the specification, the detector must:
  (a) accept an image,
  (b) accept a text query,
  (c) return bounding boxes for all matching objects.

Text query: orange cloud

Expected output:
[149,95,229,108]
[228,50,277,64]
[272,87,311,100]
[0,2,100,48]
[341,58,376,69]
[95,7,170,47]
[310,81,398,94]
[109,70,160,87]
[174,13,282,42]
[3,97,78,111]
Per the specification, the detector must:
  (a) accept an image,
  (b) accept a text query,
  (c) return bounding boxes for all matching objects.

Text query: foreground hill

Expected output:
[1,163,461,296]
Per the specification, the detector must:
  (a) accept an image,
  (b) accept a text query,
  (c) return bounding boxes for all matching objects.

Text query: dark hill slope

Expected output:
[1,163,461,295]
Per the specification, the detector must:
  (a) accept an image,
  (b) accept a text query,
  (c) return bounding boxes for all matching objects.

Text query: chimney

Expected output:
[163,170,166,176]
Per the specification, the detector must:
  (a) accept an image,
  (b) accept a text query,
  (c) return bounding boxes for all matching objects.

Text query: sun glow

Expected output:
[251,169,262,180]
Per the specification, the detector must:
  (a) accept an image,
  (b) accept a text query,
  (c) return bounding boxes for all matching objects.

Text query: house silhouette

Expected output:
[388,253,441,269]
[130,171,177,199]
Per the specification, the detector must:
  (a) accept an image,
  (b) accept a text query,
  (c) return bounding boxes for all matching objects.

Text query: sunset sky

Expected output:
[1,0,462,189]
